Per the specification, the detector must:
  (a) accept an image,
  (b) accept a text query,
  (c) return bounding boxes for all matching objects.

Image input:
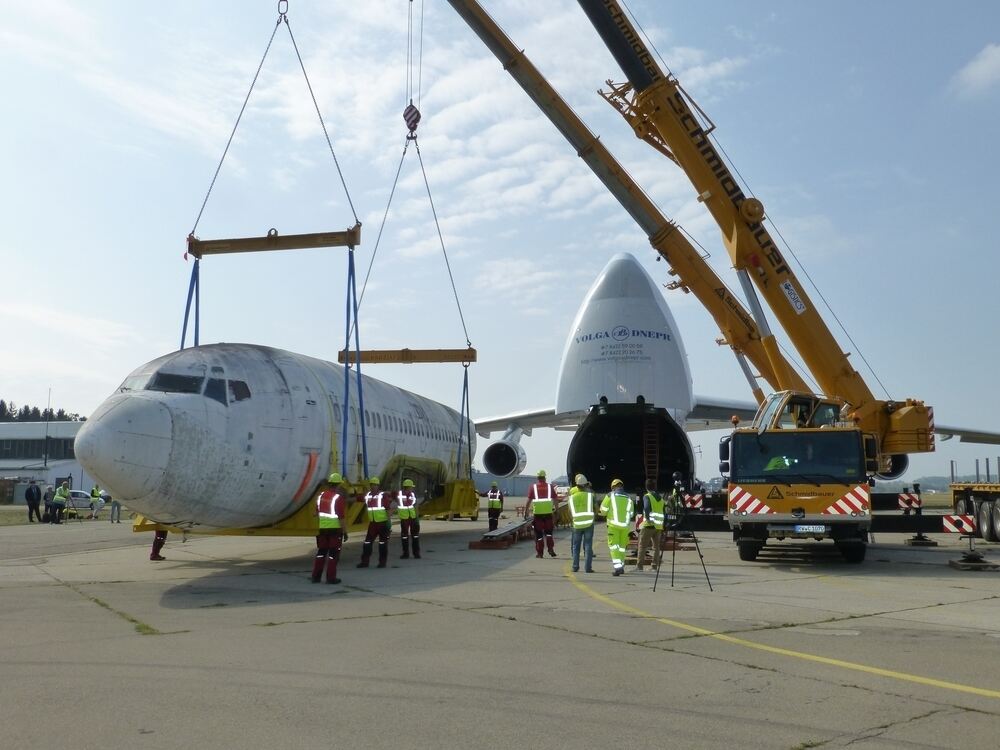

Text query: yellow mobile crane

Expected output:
[573,0,936,561]
[444,0,806,410]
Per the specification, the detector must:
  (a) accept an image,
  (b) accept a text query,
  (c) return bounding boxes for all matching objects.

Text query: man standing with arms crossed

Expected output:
[524,469,558,559]
[567,474,595,573]
[599,479,634,576]
[25,480,42,523]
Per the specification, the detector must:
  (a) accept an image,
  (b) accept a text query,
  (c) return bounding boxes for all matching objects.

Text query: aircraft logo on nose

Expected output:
[612,325,630,340]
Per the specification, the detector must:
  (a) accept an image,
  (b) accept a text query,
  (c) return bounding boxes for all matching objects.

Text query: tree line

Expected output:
[0,399,83,422]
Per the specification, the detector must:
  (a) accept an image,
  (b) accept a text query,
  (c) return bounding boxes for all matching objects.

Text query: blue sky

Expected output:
[3,0,999,481]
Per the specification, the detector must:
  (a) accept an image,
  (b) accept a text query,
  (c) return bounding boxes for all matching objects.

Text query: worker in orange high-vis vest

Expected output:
[484,481,504,531]
[312,473,348,584]
[396,478,421,559]
[524,469,558,558]
[358,477,391,568]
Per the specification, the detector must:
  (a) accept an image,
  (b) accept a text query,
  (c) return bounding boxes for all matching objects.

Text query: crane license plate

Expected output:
[794,524,826,534]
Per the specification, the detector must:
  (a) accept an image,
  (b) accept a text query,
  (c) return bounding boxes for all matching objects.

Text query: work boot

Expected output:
[548,549,557,557]
[150,554,166,561]
[356,561,369,568]
[400,538,410,559]
[412,536,421,558]
[326,578,342,585]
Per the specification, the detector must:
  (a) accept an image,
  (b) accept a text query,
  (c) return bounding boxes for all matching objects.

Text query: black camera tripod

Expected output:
[653,482,712,592]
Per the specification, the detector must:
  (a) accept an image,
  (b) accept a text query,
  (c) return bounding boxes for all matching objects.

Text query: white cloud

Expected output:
[950,43,1000,98]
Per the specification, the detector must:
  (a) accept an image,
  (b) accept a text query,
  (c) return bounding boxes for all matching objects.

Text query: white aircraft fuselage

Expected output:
[75,344,474,529]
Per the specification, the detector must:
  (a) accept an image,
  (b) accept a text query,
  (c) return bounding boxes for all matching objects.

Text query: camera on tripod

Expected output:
[654,471,713,592]
[666,470,685,530]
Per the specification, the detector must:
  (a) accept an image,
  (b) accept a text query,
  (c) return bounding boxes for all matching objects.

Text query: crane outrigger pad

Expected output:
[338,347,477,365]
[187,223,361,258]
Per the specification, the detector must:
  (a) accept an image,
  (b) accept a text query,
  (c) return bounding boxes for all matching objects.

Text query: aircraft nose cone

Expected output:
[75,395,173,501]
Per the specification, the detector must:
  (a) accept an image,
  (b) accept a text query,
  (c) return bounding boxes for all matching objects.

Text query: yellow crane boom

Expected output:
[575,0,933,467]
[445,0,810,406]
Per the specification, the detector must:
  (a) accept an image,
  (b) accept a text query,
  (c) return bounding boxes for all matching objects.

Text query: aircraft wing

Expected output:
[475,408,584,438]
[935,424,1000,445]
[686,394,760,431]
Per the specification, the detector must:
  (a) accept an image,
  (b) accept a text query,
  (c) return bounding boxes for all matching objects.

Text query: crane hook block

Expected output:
[403,103,421,133]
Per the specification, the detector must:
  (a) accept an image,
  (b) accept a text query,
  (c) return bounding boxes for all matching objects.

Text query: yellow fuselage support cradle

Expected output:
[131,479,481,536]
[416,479,480,521]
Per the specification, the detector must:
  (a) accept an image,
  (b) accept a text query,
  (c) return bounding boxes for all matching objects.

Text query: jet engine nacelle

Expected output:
[876,453,909,481]
[483,439,527,477]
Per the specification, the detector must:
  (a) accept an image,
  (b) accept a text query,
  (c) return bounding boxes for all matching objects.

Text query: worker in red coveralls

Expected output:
[150,530,168,561]
[312,473,348,584]
[396,478,421,559]
[357,477,392,568]
[524,469,558,558]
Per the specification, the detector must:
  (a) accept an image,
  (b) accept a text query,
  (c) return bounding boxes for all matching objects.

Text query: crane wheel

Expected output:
[837,541,867,563]
[979,501,998,543]
[737,539,762,561]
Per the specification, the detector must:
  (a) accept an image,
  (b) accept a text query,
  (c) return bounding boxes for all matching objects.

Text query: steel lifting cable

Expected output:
[412,137,472,348]
[456,363,473,480]
[343,248,369,479]
[623,0,890,401]
[358,0,472,350]
[180,0,360,349]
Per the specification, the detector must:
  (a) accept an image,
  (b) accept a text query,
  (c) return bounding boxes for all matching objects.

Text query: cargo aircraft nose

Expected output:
[75,395,173,502]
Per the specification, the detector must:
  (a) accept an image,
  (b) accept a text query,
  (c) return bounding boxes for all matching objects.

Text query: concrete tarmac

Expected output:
[2,516,998,749]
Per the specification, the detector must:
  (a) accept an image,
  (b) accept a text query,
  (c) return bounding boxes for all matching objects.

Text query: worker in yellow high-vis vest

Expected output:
[567,474,595,573]
[396,478,421,559]
[358,477,391,568]
[636,478,665,571]
[483,481,504,531]
[598,479,634,576]
[312,473,347,584]
[524,469,558,558]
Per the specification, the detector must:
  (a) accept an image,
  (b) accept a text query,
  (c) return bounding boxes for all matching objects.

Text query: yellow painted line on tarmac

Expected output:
[565,567,1000,700]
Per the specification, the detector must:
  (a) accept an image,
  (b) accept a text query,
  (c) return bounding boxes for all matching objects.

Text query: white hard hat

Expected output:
[574,474,588,485]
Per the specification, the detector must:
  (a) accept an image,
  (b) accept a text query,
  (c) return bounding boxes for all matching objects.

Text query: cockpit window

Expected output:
[147,373,205,394]
[118,375,151,393]
[204,378,227,405]
[228,380,251,402]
